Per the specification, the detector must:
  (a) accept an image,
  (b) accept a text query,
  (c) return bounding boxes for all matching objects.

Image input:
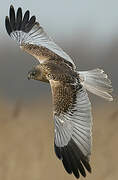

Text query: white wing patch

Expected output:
[54,88,92,158]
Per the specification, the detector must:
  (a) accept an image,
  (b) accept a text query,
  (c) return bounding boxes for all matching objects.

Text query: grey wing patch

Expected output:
[50,80,92,178]
[54,88,92,157]
[5,5,76,68]
[20,24,76,67]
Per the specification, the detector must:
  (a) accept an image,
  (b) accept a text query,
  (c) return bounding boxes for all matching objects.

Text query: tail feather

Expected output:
[79,68,113,101]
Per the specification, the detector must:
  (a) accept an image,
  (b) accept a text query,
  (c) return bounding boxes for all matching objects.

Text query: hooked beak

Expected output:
[27,72,31,80]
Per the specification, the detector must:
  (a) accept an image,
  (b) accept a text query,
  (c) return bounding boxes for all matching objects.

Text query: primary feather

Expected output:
[5,5,76,67]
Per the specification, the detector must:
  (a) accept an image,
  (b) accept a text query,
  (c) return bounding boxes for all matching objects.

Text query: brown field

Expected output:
[0,99,118,180]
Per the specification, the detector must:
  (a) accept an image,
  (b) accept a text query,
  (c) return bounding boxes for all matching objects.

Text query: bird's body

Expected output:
[5,5,113,179]
[29,60,83,116]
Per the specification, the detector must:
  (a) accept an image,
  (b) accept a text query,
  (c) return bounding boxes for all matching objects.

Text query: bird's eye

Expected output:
[32,71,36,76]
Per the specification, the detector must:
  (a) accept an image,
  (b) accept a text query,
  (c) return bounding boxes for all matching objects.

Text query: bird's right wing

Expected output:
[50,79,92,178]
[5,5,76,68]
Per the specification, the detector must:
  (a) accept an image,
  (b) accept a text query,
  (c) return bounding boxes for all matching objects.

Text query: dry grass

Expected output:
[0,99,118,180]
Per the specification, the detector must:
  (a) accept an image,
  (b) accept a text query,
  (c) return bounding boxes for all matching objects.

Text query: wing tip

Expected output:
[5,16,12,35]
[54,142,62,159]
[54,139,91,179]
[10,4,14,14]
[10,4,14,9]
[5,5,36,36]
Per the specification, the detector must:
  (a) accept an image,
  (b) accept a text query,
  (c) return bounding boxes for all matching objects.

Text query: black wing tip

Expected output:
[5,16,12,35]
[10,4,14,10]
[5,5,36,35]
[54,142,62,159]
[17,7,22,11]
[54,139,91,179]
[17,7,22,16]
[5,16,9,21]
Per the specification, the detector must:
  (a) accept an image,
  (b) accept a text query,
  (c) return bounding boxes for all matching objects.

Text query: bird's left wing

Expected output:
[5,5,75,68]
[50,80,92,178]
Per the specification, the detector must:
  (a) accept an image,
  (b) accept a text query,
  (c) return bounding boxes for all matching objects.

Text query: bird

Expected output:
[5,5,113,179]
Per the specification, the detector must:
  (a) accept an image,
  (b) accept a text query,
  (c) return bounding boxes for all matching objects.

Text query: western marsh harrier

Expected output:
[5,5,113,178]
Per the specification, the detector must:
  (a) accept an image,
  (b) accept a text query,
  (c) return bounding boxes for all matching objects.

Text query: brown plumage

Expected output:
[5,5,113,179]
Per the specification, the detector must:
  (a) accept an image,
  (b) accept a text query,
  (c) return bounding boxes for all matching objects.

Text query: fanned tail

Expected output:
[78,68,113,101]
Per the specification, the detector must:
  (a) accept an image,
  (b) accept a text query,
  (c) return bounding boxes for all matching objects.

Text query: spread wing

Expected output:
[5,5,76,68]
[50,80,92,178]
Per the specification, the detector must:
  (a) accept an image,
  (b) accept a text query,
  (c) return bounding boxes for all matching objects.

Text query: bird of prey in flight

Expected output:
[5,5,113,179]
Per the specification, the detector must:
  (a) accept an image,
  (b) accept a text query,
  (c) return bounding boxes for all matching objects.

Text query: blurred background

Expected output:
[0,0,118,179]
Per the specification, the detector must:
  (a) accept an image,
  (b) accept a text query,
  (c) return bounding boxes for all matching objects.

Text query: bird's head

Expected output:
[27,67,39,80]
[27,65,48,82]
